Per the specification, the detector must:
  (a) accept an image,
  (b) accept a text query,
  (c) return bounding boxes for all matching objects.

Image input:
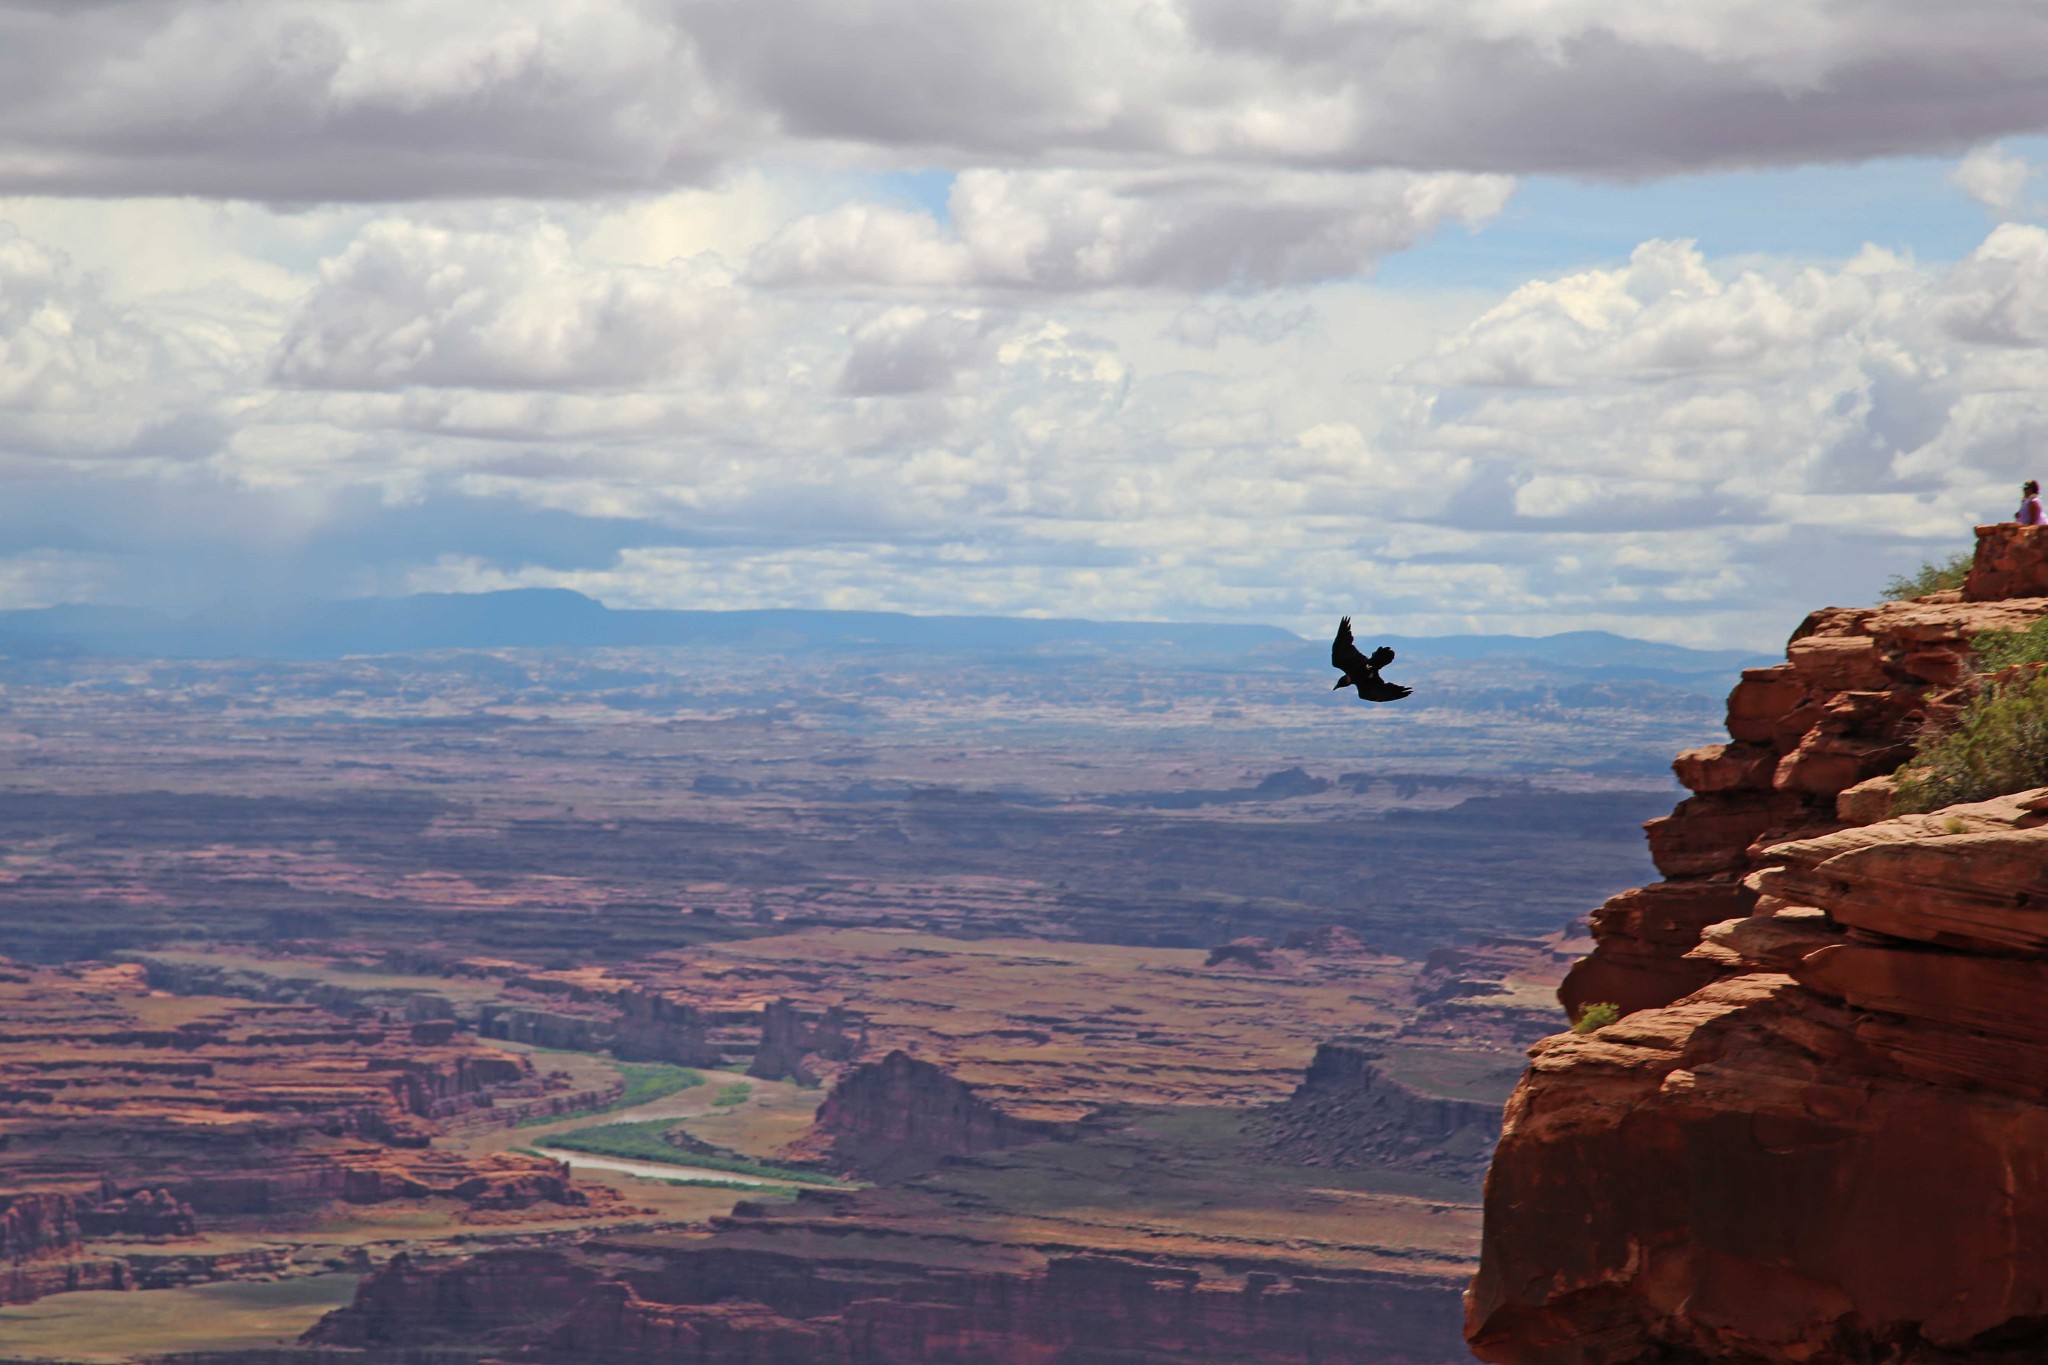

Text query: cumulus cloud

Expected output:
[1935,222,2048,347]
[837,306,1004,395]
[273,218,750,390]
[1953,145,2036,219]
[0,225,156,413]
[6,1,2048,200]
[21,181,2048,646]
[0,219,244,462]
[1404,239,1911,388]
[1387,226,2048,590]
[752,167,1512,292]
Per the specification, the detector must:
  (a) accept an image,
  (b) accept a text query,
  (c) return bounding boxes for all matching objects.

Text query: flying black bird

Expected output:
[1330,617,1412,703]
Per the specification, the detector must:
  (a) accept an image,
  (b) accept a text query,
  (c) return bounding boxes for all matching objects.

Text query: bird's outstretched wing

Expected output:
[1331,616,1371,675]
[1367,645,1395,671]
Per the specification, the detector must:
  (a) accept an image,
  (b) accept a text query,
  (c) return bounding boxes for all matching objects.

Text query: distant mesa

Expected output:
[1260,1043,1521,1186]
[1252,766,1331,798]
[0,591,1297,662]
[1204,937,1278,969]
[0,590,1772,683]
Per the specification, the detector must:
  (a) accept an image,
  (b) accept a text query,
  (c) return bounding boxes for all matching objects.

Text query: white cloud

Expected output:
[1953,145,2035,219]
[752,167,1513,292]
[0,219,244,463]
[1935,222,2048,347]
[1404,239,1911,389]
[273,218,751,390]
[17,174,2048,647]
[837,306,1005,395]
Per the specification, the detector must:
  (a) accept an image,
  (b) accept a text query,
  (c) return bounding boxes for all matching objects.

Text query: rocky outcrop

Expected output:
[1206,936,1279,969]
[1561,533,2048,1025]
[76,1187,196,1238]
[1260,1044,1514,1184]
[747,999,864,1085]
[311,1234,1475,1365]
[798,1050,1067,1179]
[1469,524,2048,1364]
[1964,522,2048,600]
[475,983,736,1068]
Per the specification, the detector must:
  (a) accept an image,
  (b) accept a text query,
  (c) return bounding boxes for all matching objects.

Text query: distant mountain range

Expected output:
[0,589,1774,682]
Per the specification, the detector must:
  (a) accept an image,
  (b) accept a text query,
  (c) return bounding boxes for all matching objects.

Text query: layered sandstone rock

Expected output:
[1560,536,2048,1025]
[1469,526,2048,1364]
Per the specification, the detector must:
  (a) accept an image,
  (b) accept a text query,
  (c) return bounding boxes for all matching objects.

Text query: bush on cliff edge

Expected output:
[1894,670,2048,813]
[1882,549,1974,601]
[1570,1001,1621,1034]
[1973,615,2048,672]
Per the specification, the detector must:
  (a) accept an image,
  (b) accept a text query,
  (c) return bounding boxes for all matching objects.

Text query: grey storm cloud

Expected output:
[5,0,2048,200]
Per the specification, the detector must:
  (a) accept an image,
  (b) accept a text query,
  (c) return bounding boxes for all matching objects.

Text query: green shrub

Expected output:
[1571,1001,1622,1034]
[1972,616,2048,673]
[1893,672,2048,813]
[618,1063,705,1107]
[711,1082,752,1108]
[1882,550,1974,601]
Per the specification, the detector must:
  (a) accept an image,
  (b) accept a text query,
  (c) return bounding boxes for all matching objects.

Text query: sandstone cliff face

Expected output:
[1469,525,2048,1364]
[1560,527,2048,1025]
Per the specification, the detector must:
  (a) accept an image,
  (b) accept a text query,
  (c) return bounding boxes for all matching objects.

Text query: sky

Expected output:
[7,3,2048,648]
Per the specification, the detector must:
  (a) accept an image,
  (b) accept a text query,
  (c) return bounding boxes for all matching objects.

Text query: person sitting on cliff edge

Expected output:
[2020,479,2044,526]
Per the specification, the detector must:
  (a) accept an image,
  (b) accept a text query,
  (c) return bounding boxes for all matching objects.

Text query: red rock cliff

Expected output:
[1468,525,2048,1364]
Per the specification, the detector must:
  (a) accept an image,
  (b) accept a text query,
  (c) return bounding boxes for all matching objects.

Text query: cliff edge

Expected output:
[1468,525,2048,1364]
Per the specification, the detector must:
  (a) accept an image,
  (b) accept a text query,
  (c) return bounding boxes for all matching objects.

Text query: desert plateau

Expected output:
[0,597,1741,1364]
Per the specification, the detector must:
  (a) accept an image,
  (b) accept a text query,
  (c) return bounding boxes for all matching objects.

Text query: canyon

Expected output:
[14,536,2040,1362]
[0,620,1710,1362]
[1469,524,2048,1364]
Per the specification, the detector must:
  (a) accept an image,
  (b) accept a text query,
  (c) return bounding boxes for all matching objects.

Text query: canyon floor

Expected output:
[0,635,1724,1363]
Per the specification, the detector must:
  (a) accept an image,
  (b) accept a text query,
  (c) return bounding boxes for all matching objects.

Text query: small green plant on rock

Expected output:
[1571,1001,1622,1034]
[1882,550,1974,601]
[1893,672,2048,813]
[1972,616,2048,673]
